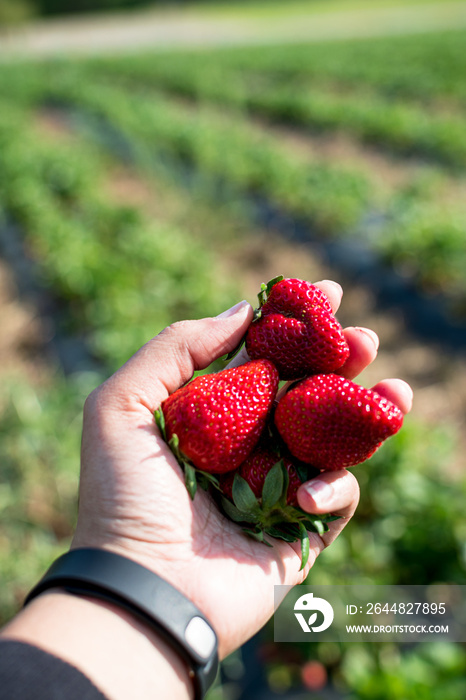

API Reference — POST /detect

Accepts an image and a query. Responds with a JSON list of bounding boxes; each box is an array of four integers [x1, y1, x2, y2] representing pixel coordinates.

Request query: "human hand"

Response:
[[73, 280, 413, 659]]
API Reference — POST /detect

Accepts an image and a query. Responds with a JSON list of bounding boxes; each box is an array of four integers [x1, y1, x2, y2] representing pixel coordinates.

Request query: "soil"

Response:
[[0, 260, 51, 391]]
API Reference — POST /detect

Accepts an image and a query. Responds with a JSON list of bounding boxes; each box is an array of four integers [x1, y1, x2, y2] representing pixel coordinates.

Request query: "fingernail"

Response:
[[216, 300, 250, 319], [354, 327, 379, 351], [317, 280, 343, 294], [303, 479, 334, 507]]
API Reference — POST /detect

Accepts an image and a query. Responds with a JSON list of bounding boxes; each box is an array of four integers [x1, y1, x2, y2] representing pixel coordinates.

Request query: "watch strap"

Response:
[[24, 548, 219, 699]]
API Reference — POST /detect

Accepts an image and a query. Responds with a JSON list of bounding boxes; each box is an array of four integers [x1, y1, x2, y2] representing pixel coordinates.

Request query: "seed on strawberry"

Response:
[[156, 359, 279, 477], [245, 277, 350, 380], [275, 374, 403, 470]]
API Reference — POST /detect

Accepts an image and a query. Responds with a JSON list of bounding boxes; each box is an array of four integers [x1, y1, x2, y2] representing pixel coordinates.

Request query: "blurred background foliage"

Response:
[[1, 0, 466, 698], [0, 0, 151, 26]]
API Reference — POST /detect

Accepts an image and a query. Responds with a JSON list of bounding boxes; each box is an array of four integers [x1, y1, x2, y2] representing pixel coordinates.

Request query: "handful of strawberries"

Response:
[[155, 277, 403, 568]]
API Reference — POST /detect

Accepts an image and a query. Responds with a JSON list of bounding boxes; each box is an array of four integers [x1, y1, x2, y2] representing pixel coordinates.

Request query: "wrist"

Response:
[[2, 589, 194, 700], [21, 548, 219, 698]]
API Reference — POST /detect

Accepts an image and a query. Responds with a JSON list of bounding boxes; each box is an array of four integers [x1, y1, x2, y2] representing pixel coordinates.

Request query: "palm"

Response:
[[73, 287, 413, 658], [76, 400, 317, 657]]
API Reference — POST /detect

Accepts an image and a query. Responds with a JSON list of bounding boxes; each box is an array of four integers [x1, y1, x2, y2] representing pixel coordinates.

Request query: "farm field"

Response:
[[1, 23, 466, 699]]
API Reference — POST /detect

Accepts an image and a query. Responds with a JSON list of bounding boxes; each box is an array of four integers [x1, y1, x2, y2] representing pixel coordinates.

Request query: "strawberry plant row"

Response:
[[2, 62, 466, 317], [160, 28, 466, 106], [87, 55, 466, 170], [0, 105, 233, 371], [44, 74, 370, 236], [61, 57, 466, 315], [51, 75, 466, 323]]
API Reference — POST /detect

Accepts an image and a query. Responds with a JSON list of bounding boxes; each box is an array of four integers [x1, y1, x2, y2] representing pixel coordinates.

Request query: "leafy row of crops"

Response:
[[2, 58, 465, 313], [88, 53, 466, 170], [79, 38, 466, 314], [0, 104, 236, 371], [181, 29, 466, 105]]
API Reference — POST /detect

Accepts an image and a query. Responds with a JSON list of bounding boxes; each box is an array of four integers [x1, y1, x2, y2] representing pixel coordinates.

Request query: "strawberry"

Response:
[[218, 442, 337, 569], [244, 276, 350, 380], [154, 359, 279, 495], [275, 374, 404, 470], [220, 445, 303, 506]]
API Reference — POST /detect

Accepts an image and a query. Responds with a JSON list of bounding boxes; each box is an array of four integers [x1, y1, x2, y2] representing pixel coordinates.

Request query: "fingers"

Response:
[[297, 469, 359, 519], [372, 378, 413, 415], [337, 326, 379, 379], [297, 469, 360, 549], [102, 301, 254, 409], [314, 279, 343, 313]]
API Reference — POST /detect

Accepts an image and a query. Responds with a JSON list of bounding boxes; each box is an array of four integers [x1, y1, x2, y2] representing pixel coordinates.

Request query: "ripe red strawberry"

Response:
[[217, 442, 337, 569], [220, 445, 302, 506], [275, 374, 403, 470], [245, 277, 349, 380], [155, 359, 279, 477]]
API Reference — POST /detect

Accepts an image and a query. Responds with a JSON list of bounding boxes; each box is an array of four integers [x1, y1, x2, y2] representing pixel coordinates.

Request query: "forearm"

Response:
[[1, 591, 193, 700]]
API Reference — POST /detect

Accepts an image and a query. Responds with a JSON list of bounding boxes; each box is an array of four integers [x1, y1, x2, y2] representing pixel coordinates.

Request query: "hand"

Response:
[[73, 280, 413, 659]]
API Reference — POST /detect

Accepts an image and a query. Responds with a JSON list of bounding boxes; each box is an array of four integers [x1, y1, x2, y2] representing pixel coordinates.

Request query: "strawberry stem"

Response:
[[257, 275, 284, 307]]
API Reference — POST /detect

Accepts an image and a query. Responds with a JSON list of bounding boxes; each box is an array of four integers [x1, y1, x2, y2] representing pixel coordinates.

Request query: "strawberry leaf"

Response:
[[221, 497, 251, 524], [265, 526, 297, 543], [223, 329, 247, 361], [261, 460, 285, 511], [305, 516, 327, 536], [242, 527, 273, 547], [276, 521, 301, 538], [299, 522, 310, 570], [293, 461, 321, 485], [196, 471, 221, 490], [244, 527, 264, 542], [154, 407, 166, 440], [232, 474, 261, 518], [323, 514, 342, 523], [168, 433, 181, 460], [258, 275, 284, 307], [184, 463, 197, 500], [278, 463, 290, 508]]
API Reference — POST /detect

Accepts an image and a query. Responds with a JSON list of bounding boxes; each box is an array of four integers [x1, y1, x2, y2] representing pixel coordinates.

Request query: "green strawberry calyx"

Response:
[[154, 406, 220, 499], [256, 274, 284, 309], [223, 275, 284, 361], [219, 460, 339, 570]]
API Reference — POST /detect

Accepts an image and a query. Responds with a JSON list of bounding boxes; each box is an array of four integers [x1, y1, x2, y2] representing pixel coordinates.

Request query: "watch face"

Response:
[[185, 616, 217, 661]]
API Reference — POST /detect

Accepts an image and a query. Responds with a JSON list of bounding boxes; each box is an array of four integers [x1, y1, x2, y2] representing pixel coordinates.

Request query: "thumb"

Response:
[[103, 300, 253, 409]]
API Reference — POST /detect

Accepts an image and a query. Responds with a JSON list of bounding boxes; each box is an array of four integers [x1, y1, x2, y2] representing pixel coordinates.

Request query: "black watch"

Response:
[[24, 548, 219, 699]]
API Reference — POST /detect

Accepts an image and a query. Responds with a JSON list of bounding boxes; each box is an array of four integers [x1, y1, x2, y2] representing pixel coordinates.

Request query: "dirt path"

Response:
[[1, 1, 466, 59]]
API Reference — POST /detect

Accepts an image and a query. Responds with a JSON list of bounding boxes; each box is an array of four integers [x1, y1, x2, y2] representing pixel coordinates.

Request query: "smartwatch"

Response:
[[24, 548, 219, 699]]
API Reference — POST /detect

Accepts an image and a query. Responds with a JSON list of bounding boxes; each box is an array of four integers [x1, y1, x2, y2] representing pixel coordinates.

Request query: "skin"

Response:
[[1, 280, 413, 700]]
